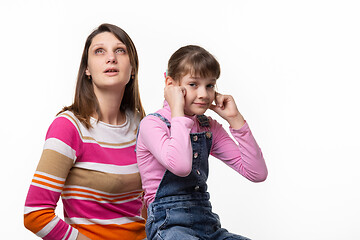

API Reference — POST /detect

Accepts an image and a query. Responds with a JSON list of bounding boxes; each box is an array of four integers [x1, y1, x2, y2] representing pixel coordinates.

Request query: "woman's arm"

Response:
[[24, 116, 81, 239], [77, 232, 92, 240]]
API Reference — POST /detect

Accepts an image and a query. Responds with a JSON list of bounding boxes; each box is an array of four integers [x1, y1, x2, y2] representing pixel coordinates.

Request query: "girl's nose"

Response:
[[198, 87, 208, 98]]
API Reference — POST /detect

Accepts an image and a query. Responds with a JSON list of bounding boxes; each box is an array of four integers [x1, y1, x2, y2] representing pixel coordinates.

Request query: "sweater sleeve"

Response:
[[210, 119, 268, 182], [24, 116, 80, 240], [138, 115, 194, 177]]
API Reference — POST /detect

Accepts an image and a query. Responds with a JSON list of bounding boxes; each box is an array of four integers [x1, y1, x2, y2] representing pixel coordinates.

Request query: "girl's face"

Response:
[[176, 73, 216, 116], [86, 32, 132, 91]]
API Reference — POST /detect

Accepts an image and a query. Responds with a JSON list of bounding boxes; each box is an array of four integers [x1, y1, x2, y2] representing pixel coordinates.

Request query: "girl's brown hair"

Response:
[[59, 23, 145, 128], [167, 45, 221, 81]]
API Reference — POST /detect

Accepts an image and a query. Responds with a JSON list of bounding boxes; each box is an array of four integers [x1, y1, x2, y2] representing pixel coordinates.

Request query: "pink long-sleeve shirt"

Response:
[[136, 101, 267, 207]]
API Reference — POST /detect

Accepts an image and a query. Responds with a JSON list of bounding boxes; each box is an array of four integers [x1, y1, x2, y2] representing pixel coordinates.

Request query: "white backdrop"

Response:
[[1, 0, 359, 239]]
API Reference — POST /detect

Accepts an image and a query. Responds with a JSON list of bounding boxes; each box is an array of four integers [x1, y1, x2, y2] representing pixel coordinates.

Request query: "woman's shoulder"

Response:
[[45, 110, 83, 142], [52, 110, 83, 131]]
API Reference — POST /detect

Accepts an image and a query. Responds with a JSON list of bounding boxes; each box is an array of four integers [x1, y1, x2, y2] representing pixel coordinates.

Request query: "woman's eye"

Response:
[[95, 48, 104, 54], [116, 48, 126, 54]]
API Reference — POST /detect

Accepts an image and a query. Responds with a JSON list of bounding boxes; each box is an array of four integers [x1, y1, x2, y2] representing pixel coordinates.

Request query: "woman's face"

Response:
[[86, 32, 132, 91]]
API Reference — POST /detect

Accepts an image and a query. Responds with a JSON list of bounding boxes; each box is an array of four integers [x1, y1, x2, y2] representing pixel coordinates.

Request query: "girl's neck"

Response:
[[92, 87, 126, 125]]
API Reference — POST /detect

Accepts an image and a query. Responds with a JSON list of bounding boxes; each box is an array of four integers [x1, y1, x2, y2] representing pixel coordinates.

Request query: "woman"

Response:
[[24, 23, 146, 240]]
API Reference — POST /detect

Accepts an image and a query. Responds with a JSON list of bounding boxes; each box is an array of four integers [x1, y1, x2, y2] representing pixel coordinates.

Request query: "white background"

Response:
[[1, 0, 359, 239]]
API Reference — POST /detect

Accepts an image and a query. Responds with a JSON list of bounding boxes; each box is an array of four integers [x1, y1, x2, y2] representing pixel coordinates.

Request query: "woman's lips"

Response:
[[104, 68, 119, 76]]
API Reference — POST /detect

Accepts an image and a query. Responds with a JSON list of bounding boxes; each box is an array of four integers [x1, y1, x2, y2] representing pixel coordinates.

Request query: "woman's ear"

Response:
[[85, 67, 90, 77]]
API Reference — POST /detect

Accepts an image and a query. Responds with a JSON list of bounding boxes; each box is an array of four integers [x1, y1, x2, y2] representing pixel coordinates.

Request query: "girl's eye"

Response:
[[116, 48, 126, 54], [189, 83, 197, 87], [207, 84, 215, 89], [95, 48, 105, 54]]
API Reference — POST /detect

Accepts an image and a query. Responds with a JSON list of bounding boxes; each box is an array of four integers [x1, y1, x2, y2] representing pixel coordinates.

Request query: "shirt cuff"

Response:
[[229, 120, 249, 133]]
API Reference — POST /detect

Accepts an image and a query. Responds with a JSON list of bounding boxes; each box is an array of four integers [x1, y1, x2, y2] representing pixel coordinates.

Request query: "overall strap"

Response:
[[148, 113, 171, 128], [135, 113, 171, 152], [196, 115, 210, 127]]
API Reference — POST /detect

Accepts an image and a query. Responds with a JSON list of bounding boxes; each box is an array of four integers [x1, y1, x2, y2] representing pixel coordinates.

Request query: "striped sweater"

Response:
[[24, 111, 146, 240]]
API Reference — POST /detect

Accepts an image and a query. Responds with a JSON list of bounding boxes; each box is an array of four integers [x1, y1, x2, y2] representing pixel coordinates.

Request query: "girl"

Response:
[[136, 45, 268, 239], [24, 24, 146, 240]]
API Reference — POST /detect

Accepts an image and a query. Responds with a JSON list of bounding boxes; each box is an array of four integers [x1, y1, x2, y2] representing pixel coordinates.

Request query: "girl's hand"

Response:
[[209, 92, 245, 129], [164, 85, 186, 117]]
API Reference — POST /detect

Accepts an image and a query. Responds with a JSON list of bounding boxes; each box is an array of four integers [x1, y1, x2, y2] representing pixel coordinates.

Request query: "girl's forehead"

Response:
[[182, 73, 217, 82]]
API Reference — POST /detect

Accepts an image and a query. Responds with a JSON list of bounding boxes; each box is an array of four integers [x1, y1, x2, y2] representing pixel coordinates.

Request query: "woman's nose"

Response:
[[107, 53, 117, 64]]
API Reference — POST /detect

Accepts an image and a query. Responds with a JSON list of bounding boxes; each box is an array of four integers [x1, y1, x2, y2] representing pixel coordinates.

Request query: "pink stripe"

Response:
[[25, 185, 61, 208], [43, 218, 69, 240], [64, 227, 72, 240], [78, 144, 137, 165], [45, 117, 82, 151], [46, 116, 137, 166], [62, 198, 142, 219]]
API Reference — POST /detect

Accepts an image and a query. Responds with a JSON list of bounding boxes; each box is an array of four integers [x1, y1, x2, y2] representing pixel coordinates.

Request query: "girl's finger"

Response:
[[180, 86, 187, 96], [216, 93, 225, 108]]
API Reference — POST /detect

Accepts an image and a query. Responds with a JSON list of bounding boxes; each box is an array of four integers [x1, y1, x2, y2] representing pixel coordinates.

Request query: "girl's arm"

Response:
[[210, 93, 245, 130], [210, 93, 267, 182], [137, 114, 194, 177], [211, 120, 267, 182], [24, 116, 81, 240]]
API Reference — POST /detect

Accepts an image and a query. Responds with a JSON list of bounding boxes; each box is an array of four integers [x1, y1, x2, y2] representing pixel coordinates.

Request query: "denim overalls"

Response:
[[145, 113, 250, 240]]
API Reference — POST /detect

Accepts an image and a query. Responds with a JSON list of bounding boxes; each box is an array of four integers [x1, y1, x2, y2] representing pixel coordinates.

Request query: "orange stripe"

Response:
[[34, 173, 65, 185], [73, 220, 146, 240], [24, 209, 55, 233], [63, 187, 142, 198], [61, 192, 139, 203], [32, 179, 63, 190]]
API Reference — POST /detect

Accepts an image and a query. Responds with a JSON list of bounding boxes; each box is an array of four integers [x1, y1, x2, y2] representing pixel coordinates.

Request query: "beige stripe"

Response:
[[36, 149, 74, 179], [65, 167, 142, 194], [62, 113, 136, 147]]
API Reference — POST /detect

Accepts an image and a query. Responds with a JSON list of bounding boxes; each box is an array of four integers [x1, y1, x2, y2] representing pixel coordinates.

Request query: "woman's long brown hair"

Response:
[[59, 23, 145, 128]]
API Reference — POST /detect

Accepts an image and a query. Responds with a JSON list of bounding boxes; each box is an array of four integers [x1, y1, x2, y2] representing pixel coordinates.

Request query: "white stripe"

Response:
[[33, 176, 64, 187], [63, 185, 141, 196], [61, 226, 79, 240], [31, 182, 62, 192], [81, 138, 135, 149], [60, 111, 137, 149], [61, 189, 141, 201], [61, 195, 140, 204], [61, 226, 71, 240], [44, 138, 76, 161], [74, 162, 139, 174], [65, 216, 144, 226], [62, 186, 141, 200], [36, 216, 61, 238], [24, 206, 49, 215], [35, 171, 66, 181], [67, 228, 79, 240]]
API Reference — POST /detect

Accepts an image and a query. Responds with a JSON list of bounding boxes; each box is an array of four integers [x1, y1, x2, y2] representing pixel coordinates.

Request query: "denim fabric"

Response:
[[145, 114, 251, 240]]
